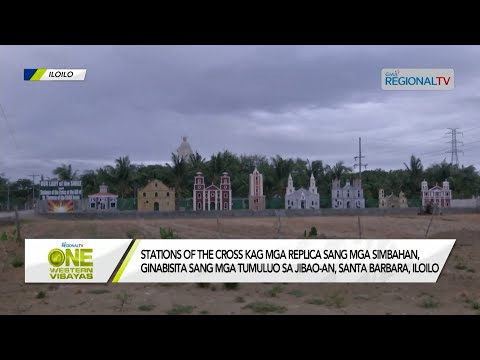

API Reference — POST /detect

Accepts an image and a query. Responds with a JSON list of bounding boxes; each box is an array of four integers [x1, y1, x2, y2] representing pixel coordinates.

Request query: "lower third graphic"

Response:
[[24, 68, 87, 81]]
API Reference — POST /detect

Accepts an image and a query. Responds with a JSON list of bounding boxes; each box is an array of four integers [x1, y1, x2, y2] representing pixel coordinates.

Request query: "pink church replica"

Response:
[[193, 172, 232, 211]]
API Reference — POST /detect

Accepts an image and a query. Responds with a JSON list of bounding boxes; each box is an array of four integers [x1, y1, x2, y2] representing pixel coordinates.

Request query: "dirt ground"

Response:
[[1, 214, 479, 315]]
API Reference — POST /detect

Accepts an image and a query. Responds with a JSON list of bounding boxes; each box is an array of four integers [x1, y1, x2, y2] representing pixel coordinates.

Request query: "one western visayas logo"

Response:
[[48, 242, 93, 280]]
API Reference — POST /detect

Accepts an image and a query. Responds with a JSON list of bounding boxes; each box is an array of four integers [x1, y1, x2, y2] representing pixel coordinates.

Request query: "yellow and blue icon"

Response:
[[24, 68, 87, 81]]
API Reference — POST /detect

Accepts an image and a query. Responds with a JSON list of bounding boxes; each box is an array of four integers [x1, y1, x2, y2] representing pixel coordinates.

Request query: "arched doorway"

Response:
[[154, 202, 159, 211], [210, 201, 216, 210]]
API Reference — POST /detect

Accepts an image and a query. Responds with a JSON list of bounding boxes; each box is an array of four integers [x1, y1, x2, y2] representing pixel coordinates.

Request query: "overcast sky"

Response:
[[1, 45, 480, 181]]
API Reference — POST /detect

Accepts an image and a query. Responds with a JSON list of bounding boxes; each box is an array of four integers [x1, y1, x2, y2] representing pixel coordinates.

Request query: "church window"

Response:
[[155, 183, 157, 187], [312, 201, 314, 206], [155, 192, 158, 197], [347, 191, 350, 198], [358, 191, 360, 197], [90, 203, 95, 208], [337, 191, 339, 198], [224, 202, 228, 209], [143, 192, 146, 197], [197, 193, 201, 199], [211, 193, 214, 197], [198, 202, 201, 209], [224, 193, 228, 198], [167, 192, 170, 197]]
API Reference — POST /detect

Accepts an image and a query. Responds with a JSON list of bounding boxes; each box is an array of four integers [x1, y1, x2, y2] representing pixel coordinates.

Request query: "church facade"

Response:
[[88, 184, 118, 211], [137, 180, 175, 211], [378, 189, 408, 208], [421, 179, 452, 208], [331, 178, 365, 209], [249, 167, 265, 210], [193, 172, 232, 211], [285, 173, 320, 209]]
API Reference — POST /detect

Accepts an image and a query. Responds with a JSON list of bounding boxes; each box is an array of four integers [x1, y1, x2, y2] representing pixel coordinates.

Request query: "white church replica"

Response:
[[285, 173, 320, 209], [331, 178, 365, 209], [88, 184, 118, 211]]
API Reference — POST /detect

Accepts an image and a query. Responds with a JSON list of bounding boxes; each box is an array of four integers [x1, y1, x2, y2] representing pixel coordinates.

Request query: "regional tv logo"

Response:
[[381, 68, 454, 90], [48, 242, 93, 280]]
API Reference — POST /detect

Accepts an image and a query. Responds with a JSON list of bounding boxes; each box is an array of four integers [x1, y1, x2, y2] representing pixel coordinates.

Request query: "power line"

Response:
[[354, 137, 367, 181], [463, 125, 480, 133], [446, 128, 463, 166], [0, 102, 18, 151]]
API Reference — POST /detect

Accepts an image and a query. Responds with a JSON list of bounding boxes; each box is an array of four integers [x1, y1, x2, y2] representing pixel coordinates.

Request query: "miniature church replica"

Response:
[[378, 189, 408, 208], [421, 179, 451, 208], [331, 178, 365, 209], [249, 167, 265, 210], [176, 136, 193, 162], [137, 180, 175, 212], [285, 173, 320, 209], [88, 184, 118, 211], [193, 172, 232, 211]]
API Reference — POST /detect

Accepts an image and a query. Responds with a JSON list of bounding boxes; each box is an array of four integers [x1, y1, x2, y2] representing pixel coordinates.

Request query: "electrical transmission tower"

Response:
[[446, 128, 463, 166], [354, 137, 368, 181]]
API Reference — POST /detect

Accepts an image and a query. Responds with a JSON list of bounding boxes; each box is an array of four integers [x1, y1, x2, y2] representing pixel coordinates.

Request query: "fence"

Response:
[[0, 201, 30, 212], [118, 198, 136, 211], [31, 195, 462, 215]]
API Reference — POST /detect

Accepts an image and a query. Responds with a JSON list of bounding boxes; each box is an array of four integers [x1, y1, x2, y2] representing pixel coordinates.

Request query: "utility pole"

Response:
[[29, 173, 40, 209], [7, 179, 10, 211], [354, 137, 368, 181], [446, 128, 463, 166]]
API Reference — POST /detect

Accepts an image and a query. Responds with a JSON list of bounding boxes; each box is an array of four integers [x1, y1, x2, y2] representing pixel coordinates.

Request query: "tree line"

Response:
[[1, 152, 479, 210]]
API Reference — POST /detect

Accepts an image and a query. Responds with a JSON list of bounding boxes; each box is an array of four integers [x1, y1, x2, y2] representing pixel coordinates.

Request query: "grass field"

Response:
[[1, 214, 479, 315]]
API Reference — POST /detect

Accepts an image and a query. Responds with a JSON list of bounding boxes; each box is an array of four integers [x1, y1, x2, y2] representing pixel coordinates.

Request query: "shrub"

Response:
[[160, 227, 179, 239], [224, 283, 239, 290], [12, 256, 24, 268]]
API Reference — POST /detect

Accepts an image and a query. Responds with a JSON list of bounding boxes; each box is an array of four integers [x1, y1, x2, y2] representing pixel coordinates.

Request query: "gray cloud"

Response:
[[1, 45, 480, 180]]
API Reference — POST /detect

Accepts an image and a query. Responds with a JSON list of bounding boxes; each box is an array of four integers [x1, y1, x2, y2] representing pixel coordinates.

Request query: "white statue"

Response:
[[177, 136, 193, 162]]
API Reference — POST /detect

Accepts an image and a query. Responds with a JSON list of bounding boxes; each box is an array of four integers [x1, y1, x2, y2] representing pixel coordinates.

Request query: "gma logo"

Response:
[[48, 248, 93, 267]]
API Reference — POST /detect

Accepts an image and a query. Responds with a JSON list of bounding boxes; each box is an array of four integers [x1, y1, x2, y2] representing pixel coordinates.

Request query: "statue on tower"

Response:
[[176, 136, 193, 162]]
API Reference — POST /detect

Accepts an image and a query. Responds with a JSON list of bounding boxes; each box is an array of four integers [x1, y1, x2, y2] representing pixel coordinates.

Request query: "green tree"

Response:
[[404, 155, 424, 197], [111, 156, 134, 198], [327, 161, 353, 181], [52, 164, 78, 181], [167, 153, 188, 209], [271, 155, 294, 198]]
